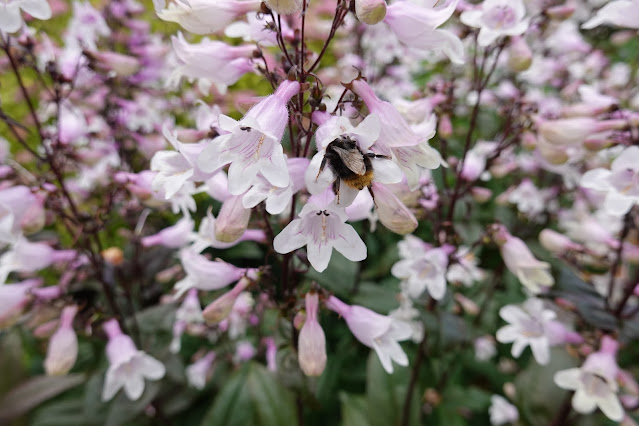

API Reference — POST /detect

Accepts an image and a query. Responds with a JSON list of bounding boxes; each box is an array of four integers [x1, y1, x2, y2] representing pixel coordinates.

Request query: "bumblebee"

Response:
[[316, 136, 389, 204]]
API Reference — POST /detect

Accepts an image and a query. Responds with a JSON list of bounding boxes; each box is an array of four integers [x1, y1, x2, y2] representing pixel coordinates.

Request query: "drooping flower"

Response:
[[0, 237, 76, 285], [326, 296, 411, 374], [0, 0, 52, 33], [273, 191, 366, 272], [371, 182, 418, 235], [582, 0, 639, 30], [155, 0, 259, 35], [264, 0, 303, 15], [0, 279, 42, 329], [173, 249, 256, 297], [384, 0, 465, 64], [493, 225, 554, 294], [298, 292, 327, 376], [580, 146, 639, 216], [350, 80, 446, 190], [44, 305, 78, 376], [202, 277, 251, 324], [168, 32, 255, 94], [102, 319, 165, 401], [554, 336, 624, 422], [197, 80, 300, 195], [186, 351, 216, 390], [141, 216, 194, 249], [496, 298, 556, 365]]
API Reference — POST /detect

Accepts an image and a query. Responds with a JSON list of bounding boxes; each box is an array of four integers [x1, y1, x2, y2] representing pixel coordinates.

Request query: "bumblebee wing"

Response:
[[332, 146, 366, 175]]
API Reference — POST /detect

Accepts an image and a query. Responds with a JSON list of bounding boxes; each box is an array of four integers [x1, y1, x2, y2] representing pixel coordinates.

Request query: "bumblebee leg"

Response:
[[369, 185, 377, 208], [315, 157, 328, 182], [334, 177, 341, 204], [365, 153, 392, 160]]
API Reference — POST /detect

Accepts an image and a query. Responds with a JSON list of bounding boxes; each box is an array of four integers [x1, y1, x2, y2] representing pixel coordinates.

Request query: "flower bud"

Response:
[[102, 247, 124, 266], [215, 195, 251, 243], [141, 217, 194, 248], [355, 0, 387, 25], [90, 51, 141, 77], [371, 182, 418, 235], [202, 277, 250, 324], [44, 305, 78, 376], [0, 279, 42, 329], [507, 37, 532, 72], [264, 0, 303, 15], [438, 114, 453, 138], [298, 293, 327, 376], [186, 351, 216, 389], [470, 187, 492, 203], [539, 229, 582, 254]]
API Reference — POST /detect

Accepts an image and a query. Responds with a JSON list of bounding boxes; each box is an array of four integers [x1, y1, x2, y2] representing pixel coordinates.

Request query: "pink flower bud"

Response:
[[355, 0, 387, 25], [546, 320, 583, 346], [539, 229, 582, 253], [453, 293, 479, 316], [539, 118, 627, 146], [90, 51, 141, 77], [507, 36, 532, 72], [298, 293, 327, 376], [141, 217, 194, 248], [45, 305, 78, 376], [215, 195, 251, 243], [470, 187, 492, 203], [202, 277, 250, 324], [438, 114, 453, 138], [371, 182, 418, 235], [264, 337, 278, 372]]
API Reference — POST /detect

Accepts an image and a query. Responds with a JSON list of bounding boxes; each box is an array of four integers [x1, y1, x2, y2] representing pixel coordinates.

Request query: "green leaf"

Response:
[[0, 374, 85, 422], [306, 252, 358, 297], [514, 347, 578, 426], [340, 393, 370, 426], [201, 363, 297, 426], [352, 282, 400, 313], [366, 352, 419, 426]]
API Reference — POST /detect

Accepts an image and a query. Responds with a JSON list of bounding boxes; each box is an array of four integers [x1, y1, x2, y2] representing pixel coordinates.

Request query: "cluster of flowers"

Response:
[[1, 0, 639, 424]]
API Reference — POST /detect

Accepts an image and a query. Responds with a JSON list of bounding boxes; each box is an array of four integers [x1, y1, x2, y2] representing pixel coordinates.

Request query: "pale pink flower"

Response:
[[235, 341, 256, 362], [582, 0, 639, 30], [173, 249, 255, 297], [189, 208, 266, 253], [141, 216, 194, 249], [370, 182, 418, 235], [197, 80, 300, 195], [554, 336, 624, 422], [384, 0, 465, 64], [496, 298, 556, 365], [264, 0, 302, 15], [168, 32, 255, 94], [186, 351, 216, 390], [355, 0, 387, 25], [273, 192, 366, 272], [202, 277, 251, 324], [489, 395, 519, 425], [0, 0, 52, 33], [581, 146, 639, 216], [351, 80, 446, 190], [460, 0, 529, 47], [243, 157, 309, 215], [392, 244, 449, 299], [298, 293, 327, 376], [0, 237, 75, 285], [102, 320, 165, 401], [494, 226, 554, 294], [326, 296, 411, 374], [155, 0, 259, 35], [215, 195, 251, 243], [44, 305, 78, 376], [0, 279, 42, 328]]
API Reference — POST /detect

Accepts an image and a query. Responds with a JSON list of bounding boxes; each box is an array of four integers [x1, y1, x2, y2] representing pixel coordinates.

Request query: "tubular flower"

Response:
[[297, 292, 327, 376]]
